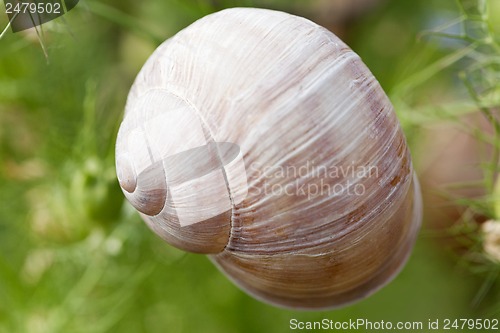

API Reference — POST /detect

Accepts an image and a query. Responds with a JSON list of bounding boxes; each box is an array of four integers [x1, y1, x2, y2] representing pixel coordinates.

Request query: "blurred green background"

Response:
[[1, 0, 499, 332]]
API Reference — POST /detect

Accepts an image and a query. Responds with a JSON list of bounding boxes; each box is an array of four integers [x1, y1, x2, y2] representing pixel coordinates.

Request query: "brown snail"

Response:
[[115, 7, 422, 310]]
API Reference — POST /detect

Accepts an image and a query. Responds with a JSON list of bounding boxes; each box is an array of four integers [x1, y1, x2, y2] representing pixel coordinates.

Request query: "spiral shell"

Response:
[[115, 7, 422, 309]]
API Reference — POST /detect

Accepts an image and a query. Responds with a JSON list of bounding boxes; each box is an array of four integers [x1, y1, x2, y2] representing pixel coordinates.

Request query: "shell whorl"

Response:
[[116, 7, 422, 309]]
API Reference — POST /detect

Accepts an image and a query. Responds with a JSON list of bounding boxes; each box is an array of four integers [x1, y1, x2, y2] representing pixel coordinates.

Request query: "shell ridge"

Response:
[[149, 88, 235, 252]]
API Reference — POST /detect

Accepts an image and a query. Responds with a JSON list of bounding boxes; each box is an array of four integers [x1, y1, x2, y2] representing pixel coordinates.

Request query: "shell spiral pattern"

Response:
[[115, 7, 422, 309]]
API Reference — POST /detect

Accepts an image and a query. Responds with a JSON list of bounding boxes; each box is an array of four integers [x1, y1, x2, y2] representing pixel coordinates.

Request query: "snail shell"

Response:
[[115, 7, 422, 310]]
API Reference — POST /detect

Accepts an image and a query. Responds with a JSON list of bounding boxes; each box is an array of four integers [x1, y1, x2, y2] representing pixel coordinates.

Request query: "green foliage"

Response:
[[0, 0, 499, 332]]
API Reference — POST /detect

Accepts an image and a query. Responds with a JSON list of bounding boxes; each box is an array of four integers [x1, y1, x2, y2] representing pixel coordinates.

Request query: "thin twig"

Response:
[[0, 12, 19, 40]]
